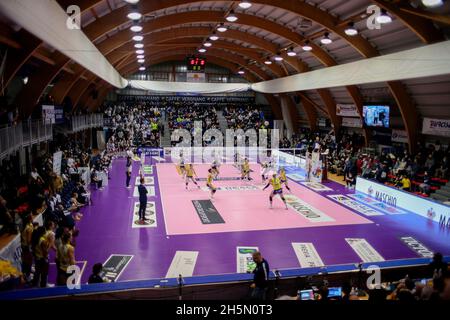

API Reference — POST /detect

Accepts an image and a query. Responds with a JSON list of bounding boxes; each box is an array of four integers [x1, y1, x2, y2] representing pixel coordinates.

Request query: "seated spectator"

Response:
[[88, 263, 108, 284], [398, 175, 411, 192]]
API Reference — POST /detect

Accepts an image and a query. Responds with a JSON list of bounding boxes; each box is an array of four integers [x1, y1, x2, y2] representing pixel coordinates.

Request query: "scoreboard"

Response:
[[187, 57, 206, 72]]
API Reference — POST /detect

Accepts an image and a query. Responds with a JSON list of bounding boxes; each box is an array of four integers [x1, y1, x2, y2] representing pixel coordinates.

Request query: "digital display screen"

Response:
[[298, 289, 315, 300], [363, 105, 390, 128], [187, 57, 206, 72], [328, 287, 342, 298]]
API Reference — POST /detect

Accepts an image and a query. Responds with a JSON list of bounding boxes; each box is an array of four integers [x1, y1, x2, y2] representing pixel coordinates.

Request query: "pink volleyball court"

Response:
[[157, 163, 372, 236]]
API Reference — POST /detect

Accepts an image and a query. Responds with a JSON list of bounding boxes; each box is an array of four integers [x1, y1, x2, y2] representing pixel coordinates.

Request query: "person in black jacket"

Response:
[[125, 156, 132, 188], [250, 251, 270, 300], [138, 178, 148, 223]]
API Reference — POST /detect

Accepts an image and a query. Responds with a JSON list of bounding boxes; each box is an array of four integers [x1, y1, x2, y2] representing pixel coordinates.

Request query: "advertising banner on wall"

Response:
[[342, 117, 363, 128], [422, 117, 450, 137], [336, 104, 359, 117], [356, 177, 450, 225], [0, 235, 22, 272], [310, 151, 323, 183], [42, 105, 55, 124], [391, 129, 409, 143], [186, 72, 206, 83]]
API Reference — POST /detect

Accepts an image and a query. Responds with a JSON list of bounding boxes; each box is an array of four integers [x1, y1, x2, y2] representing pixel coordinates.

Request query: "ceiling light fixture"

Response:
[[127, 11, 142, 20], [198, 48, 207, 53], [264, 59, 272, 65], [124, 0, 139, 4], [134, 43, 144, 48], [137, 55, 144, 59], [239, 1, 252, 9], [345, 22, 358, 36], [376, 9, 392, 24], [422, 0, 444, 8], [132, 35, 143, 41], [274, 53, 284, 61], [321, 32, 332, 45], [139, 67, 145, 71], [210, 33, 219, 41], [136, 49, 144, 54], [238, 69, 245, 75], [130, 24, 143, 32], [204, 42, 212, 47], [137, 59, 145, 63], [226, 10, 238, 22], [302, 41, 312, 51], [287, 47, 297, 57], [217, 24, 228, 32]]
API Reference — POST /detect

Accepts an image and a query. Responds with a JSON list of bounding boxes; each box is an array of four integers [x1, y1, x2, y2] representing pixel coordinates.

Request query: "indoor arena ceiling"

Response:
[[0, 0, 449, 150]]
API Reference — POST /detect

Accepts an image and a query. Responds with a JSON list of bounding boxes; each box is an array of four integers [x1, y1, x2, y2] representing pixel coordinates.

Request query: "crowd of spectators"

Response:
[[223, 105, 267, 131], [0, 137, 113, 288], [103, 102, 163, 150]]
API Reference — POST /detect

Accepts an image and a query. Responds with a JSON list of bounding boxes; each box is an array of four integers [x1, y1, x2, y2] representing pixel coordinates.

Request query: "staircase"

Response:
[[216, 110, 229, 133], [160, 116, 172, 147], [431, 182, 450, 203]]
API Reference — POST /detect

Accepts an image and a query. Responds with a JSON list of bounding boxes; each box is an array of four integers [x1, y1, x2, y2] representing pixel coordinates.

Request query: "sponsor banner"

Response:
[[287, 173, 305, 181], [284, 194, 335, 222], [54, 105, 64, 124], [236, 247, 259, 273], [292, 243, 325, 268], [301, 182, 332, 192], [391, 129, 408, 143], [342, 117, 363, 128], [356, 177, 450, 224], [310, 152, 323, 183], [118, 95, 255, 104], [328, 195, 383, 216], [347, 193, 408, 215], [201, 185, 261, 192], [0, 234, 22, 272], [192, 200, 225, 224], [345, 238, 385, 263], [132, 202, 157, 228], [399, 237, 434, 258], [101, 254, 133, 282], [336, 104, 359, 117], [197, 176, 242, 182], [135, 176, 154, 186], [137, 147, 163, 157], [422, 117, 450, 137], [52, 151, 62, 176], [166, 251, 199, 278], [42, 105, 55, 124], [142, 166, 153, 174], [133, 185, 155, 197], [153, 156, 166, 162]]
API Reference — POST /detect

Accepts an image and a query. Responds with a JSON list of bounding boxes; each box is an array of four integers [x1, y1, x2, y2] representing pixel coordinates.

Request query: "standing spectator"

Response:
[[138, 178, 148, 223], [56, 232, 75, 286], [32, 226, 53, 287], [126, 156, 132, 188], [428, 253, 448, 278], [250, 251, 270, 300]]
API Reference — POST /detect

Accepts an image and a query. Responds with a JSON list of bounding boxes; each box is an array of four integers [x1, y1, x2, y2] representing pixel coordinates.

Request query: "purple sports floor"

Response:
[[50, 157, 450, 283]]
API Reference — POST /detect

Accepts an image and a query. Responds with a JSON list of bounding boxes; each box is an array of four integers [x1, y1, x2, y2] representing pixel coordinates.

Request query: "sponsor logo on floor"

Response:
[[192, 200, 225, 224], [135, 176, 154, 186], [345, 238, 385, 262], [142, 165, 153, 174], [399, 236, 434, 258], [292, 243, 325, 268], [133, 185, 155, 197], [200, 185, 261, 192], [300, 182, 333, 192], [286, 173, 305, 181], [348, 193, 409, 215], [132, 202, 157, 228], [166, 251, 199, 278], [101, 254, 134, 282], [284, 194, 335, 222], [236, 247, 259, 273], [327, 195, 383, 216]]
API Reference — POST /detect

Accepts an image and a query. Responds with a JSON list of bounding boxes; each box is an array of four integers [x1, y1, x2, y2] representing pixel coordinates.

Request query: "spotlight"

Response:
[[238, 1, 252, 9], [23, 77, 29, 85]]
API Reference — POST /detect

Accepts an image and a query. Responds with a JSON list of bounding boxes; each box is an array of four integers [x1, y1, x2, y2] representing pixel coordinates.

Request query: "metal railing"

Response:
[[0, 120, 53, 160], [70, 114, 104, 132]]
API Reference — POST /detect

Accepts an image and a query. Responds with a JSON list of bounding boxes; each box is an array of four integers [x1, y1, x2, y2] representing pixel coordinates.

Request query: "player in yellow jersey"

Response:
[[263, 173, 288, 209], [211, 159, 220, 179], [279, 167, 291, 192], [177, 157, 186, 179], [206, 168, 217, 199], [185, 163, 200, 190], [241, 158, 252, 180]]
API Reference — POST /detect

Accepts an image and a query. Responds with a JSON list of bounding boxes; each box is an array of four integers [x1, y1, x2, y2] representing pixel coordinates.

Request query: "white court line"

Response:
[[156, 164, 170, 237]]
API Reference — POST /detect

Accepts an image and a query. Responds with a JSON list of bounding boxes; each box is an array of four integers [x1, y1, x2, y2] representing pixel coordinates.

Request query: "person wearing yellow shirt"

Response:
[[185, 163, 200, 190], [241, 158, 252, 181], [263, 173, 288, 209], [278, 167, 291, 192], [206, 169, 218, 199], [400, 175, 411, 192]]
